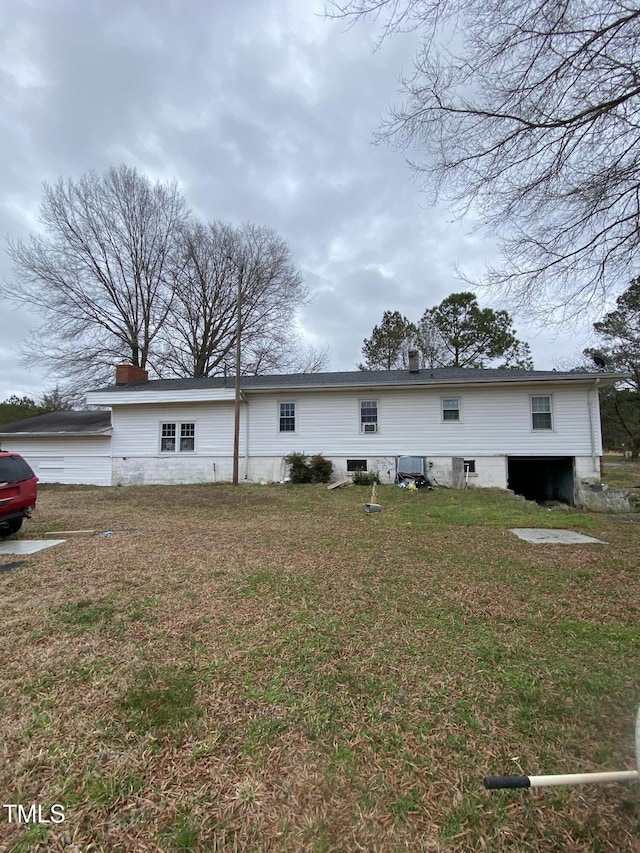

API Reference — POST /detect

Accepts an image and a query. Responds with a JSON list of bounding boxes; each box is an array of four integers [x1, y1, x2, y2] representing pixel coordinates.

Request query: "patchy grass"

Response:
[[52, 598, 117, 628], [120, 666, 201, 735], [1, 482, 639, 851]]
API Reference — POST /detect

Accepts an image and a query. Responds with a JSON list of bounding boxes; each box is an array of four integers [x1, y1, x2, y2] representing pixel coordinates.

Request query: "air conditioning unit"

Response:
[[396, 456, 426, 476], [363, 423, 377, 433]]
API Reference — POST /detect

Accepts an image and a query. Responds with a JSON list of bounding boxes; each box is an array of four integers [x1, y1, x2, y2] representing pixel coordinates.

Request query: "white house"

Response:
[[79, 361, 619, 504]]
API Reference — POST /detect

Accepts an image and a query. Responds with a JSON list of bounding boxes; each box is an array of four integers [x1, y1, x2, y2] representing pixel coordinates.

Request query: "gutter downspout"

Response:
[[589, 378, 600, 476], [242, 392, 249, 480]]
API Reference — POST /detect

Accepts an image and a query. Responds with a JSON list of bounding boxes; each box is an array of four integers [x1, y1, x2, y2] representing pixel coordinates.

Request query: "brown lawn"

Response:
[[0, 481, 639, 852]]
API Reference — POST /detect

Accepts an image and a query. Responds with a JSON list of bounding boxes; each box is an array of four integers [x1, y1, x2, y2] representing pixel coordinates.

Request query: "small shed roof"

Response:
[[0, 410, 111, 436]]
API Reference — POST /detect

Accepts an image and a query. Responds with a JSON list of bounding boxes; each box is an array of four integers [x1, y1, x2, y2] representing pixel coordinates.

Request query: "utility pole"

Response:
[[232, 261, 243, 485]]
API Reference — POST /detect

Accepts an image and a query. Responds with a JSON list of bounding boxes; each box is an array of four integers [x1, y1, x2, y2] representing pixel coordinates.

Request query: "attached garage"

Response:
[[0, 411, 112, 486], [507, 456, 575, 504]]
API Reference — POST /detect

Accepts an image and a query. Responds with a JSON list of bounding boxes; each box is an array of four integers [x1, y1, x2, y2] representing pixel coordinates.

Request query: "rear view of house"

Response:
[[80, 362, 617, 505]]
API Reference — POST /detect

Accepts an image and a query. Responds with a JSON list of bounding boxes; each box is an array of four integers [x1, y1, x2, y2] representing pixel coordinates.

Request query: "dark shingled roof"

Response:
[[0, 410, 111, 435], [94, 366, 622, 393]]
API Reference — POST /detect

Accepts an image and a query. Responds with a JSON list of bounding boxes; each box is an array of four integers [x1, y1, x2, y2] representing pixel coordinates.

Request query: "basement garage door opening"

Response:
[[507, 457, 575, 505]]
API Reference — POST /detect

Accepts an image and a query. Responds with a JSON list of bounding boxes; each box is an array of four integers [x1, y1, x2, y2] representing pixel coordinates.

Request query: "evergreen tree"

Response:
[[584, 277, 640, 457], [0, 395, 41, 424], [40, 386, 73, 412], [359, 311, 418, 370], [418, 292, 532, 368]]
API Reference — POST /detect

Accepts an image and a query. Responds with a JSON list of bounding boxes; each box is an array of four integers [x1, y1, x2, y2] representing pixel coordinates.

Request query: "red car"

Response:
[[0, 451, 38, 537]]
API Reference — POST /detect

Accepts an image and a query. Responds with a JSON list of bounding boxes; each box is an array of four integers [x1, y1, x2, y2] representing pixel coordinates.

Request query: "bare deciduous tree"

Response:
[[3, 164, 187, 389], [157, 220, 240, 378], [328, 0, 640, 317], [233, 222, 312, 375], [247, 337, 330, 375], [158, 220, 313, 377], [4, 165, 322, 388]]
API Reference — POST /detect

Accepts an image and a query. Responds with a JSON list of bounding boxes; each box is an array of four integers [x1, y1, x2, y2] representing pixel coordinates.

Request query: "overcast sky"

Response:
[[0, 0, 597, 402]]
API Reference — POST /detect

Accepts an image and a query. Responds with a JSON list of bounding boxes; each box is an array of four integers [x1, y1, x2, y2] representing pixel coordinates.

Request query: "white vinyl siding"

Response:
[[244, 385, 596, 458], [0, 437, 112, 485], [112, 404, 235, 457]]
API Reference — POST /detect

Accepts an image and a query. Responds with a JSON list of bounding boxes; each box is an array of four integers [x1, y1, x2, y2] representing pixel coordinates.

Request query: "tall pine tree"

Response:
[[359, 311, 418, 370]]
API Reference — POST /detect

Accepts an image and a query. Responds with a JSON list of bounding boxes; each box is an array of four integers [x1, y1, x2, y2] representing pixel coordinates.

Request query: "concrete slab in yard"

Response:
[[510, 528, 607, 545], [0, 539, 66, 555]]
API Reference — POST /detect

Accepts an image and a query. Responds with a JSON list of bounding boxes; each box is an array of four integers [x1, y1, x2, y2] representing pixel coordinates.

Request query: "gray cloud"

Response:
[[0, 0, 594, 400]]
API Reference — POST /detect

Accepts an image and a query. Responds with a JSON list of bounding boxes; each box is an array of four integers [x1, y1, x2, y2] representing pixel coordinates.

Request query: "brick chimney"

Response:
[[408, 350, 420, 373], [115, 364, 149, 385]]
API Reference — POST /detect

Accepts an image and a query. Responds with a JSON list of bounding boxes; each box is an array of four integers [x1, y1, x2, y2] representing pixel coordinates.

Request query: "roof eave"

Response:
[[0, 429, 112, 437], [235, 372, 628, 393], [85, 371, 627, 402]]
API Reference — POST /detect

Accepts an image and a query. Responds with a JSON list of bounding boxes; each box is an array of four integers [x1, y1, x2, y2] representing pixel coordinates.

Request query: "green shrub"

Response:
[[309, 454, 334, 483], [352, 469, 381, 486], [284, 452, 313, 483], [284, 452, 333, 484]]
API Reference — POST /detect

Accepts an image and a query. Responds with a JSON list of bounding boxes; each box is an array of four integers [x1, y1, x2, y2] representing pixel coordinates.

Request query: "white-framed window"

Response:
[[531, 395, 552, 430], [160, 421, 196, 453], [360, 400, 378, 433], [160, 422, 176, 452], [442, 397, 460, 422], [279, 402, 296, 433], [180, 422, 195, 452]]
